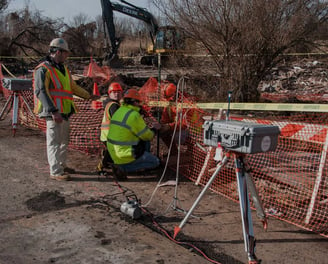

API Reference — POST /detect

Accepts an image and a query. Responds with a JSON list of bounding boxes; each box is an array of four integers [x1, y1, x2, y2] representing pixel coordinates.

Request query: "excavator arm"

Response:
[[100, 0, 159, 62]]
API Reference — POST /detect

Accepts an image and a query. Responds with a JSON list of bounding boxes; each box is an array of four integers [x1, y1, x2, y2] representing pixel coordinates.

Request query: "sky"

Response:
[[7, 0, 153, 23]]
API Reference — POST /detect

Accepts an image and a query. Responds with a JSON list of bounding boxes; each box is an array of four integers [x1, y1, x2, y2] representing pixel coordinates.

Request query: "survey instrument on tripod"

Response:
[[0, 78, 35, 135], [173, 93, 280, 263]]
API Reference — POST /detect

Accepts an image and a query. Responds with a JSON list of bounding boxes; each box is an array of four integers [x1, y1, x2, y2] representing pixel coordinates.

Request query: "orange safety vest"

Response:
[[33, 61, 76, 115], [100, 101, 119, 142]]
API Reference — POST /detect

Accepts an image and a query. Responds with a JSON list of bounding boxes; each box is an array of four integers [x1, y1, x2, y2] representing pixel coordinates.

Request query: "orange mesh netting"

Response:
[[1, 67, 327, 238], [83, 58, 116, 85], [188, 114, 328, 237]]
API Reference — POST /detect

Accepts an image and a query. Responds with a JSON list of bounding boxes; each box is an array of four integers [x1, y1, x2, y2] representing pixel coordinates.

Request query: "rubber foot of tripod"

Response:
[[262, 219, 268, 231], [248, 258, 261, 264], [173, 226, 181, 239]]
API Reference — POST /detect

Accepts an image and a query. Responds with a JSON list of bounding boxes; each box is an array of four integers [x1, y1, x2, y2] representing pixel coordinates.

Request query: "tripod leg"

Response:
[[243, 159, 267, 229], [173, 154, 229, 238], [234, 154, 260, 264], [20, 93, 36, 119], [0, 94, 13, 120], [12, 92, 19, 134]]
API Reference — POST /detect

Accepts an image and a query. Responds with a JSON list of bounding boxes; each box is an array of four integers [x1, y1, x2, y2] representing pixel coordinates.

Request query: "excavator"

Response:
[[100, 0, 185, 66]]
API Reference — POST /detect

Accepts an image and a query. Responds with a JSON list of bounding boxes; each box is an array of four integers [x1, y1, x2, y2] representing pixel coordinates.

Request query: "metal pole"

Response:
[[172, 77, 185, 209], [226, 91, 232, 121], [305, 130, 328, 224], [156, 52, 161, 157]]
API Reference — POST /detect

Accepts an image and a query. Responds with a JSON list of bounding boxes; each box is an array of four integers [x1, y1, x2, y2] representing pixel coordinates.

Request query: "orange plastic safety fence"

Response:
[[2, 88, 104, 155], [139, 78, 328, 237], [181, 113, 328, 238], [2, 75, 328, 238]]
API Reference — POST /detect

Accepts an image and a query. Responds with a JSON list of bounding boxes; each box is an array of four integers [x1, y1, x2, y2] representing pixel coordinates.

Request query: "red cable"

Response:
[[140, 207, 222, 264], [111, 179, 221, 263]]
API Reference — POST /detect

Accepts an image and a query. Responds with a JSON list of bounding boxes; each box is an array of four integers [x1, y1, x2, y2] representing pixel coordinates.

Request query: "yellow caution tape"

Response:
[[148, 101, 169, 107], [147, 101, 328, 112], [196, 103, 328, 112]]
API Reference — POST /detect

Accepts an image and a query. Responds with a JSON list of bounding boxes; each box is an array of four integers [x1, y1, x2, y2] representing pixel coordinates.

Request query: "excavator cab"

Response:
[[146, 26, 186, 66], [154, 26, 185, 53]]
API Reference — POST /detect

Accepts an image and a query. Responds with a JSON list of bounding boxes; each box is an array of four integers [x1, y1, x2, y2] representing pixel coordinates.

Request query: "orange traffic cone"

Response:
[[91, 82, 102, 110], [86, 56, 93, 77]]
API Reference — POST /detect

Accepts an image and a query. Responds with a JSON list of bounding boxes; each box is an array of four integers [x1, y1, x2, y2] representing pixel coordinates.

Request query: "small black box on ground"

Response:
[[203, 120, 280, 154]]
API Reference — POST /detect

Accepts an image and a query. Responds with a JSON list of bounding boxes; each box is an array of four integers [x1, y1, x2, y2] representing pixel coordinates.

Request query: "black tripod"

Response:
[[174, 149, 267, 264]]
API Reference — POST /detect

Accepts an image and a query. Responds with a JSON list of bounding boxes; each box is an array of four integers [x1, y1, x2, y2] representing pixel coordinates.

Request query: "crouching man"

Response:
[[107, 89, 161, 180]]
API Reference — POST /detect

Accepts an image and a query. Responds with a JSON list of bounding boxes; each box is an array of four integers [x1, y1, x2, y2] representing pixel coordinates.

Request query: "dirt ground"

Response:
[[0, 95, 327, 264]]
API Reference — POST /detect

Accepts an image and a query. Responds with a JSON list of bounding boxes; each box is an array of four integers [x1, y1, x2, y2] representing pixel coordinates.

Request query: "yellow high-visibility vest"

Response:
[[107, 103, 154, 164]]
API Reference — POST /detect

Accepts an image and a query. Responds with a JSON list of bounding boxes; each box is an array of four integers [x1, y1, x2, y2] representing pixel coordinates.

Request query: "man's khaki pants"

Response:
[[46, 119, 70, 176]]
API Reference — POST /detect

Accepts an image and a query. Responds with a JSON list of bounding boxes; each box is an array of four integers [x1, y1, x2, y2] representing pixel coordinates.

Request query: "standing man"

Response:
[[107, 88, 161, 180], [33, 38, 98, 181], [96, 82, 123, 176]]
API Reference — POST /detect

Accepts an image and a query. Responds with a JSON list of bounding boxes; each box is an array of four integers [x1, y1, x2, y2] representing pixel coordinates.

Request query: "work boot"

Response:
[[97, 170, 108, 177], [96, 162, 109, 177], [50, 173, 71, 181], [63, 167, 76, 174], [112, 165, 128, 181]]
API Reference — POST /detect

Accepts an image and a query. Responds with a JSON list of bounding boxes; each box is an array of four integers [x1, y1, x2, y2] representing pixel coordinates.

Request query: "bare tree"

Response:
[[153, 0, 328, 102], [62, 21, 97, 56], [69, 13, 91, 28], [0, 0, 9, 12], [2, 6, 63, 58]]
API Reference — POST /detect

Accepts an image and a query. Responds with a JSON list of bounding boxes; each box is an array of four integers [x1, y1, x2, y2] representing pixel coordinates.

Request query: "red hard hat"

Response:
[[164, 83, 177, 98], [124, 88, 142, 101], [108, 82, 123, 94]]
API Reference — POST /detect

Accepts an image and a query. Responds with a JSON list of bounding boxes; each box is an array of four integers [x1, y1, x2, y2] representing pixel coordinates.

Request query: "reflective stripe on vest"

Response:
[[107, 138, 139, 146], [136, 126, 149, 137], [45, 63, 73, 113], [107, 109, 140, 146]]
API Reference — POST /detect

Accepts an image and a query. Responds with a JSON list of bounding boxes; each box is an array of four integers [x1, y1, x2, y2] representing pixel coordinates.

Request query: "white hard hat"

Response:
[[49, 38, 69, 52]]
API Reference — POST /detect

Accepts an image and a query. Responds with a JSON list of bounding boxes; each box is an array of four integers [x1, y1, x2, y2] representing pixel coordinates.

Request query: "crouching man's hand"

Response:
[[149, 121, 161, 131], [159, 123, 170, 133]]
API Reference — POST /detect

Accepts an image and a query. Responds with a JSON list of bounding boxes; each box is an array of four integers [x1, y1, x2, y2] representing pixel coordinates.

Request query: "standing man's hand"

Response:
[[52, 112, 63, 123]]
